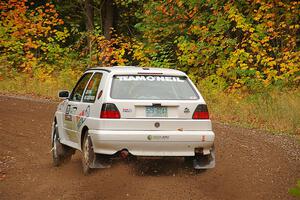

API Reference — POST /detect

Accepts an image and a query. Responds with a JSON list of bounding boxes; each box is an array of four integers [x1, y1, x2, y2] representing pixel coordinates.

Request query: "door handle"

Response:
[[72, 106, 77, 111]]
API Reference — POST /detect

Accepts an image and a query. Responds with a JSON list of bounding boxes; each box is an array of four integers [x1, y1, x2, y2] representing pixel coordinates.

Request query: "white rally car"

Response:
[[51, 66, 215, 174]]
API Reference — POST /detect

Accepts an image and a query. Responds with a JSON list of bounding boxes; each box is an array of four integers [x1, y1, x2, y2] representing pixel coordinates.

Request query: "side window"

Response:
[[69, 73, 92, 102], [83, 73, 103, 103]]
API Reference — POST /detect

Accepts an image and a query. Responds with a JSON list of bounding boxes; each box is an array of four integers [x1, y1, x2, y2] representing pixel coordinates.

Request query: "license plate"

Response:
[[145, 106, 168, 117]]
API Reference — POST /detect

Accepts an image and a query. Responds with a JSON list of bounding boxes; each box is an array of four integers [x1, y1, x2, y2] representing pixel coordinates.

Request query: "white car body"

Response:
[[52, 66, 215, 171]]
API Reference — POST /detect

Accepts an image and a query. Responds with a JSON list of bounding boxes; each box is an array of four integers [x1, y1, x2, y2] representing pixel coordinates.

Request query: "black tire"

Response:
[[52, 124, 75, 167], [52, 125, 63, 167], [82, 132, 95, 175]]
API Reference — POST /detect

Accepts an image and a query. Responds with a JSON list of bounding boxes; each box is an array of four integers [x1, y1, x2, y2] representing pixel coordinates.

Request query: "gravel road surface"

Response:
[[0, 95, 299, 200]]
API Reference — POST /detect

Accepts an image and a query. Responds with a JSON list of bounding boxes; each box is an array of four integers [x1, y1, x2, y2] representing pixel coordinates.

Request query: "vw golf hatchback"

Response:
[[51, 66, 215, 174]]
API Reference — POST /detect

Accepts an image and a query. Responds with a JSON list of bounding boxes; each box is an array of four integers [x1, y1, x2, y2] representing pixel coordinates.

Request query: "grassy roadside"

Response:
[[202, 88, 300, 135], [0, 70, 80, 99], [0, 73, 299, 136], [198, 77, 300, 135]]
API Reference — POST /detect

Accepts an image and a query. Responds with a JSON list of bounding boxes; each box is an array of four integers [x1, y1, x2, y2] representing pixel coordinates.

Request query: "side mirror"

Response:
[[58, 90, 69, 99]]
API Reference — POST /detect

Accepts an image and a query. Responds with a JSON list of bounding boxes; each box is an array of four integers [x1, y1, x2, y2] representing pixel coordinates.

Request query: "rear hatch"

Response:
[[101, 74, 211, 131]]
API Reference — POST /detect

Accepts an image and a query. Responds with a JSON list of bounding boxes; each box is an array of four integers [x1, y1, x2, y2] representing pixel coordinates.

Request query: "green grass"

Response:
[[289, 180, 300, 198], [1, 72, 299, 135]]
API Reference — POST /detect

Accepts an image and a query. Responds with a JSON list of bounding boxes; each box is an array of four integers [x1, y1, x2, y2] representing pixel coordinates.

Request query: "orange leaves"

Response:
[[266, 21, 274, 27], [92, 34, 134, 66], [58, 19, 64, 25], [0, 0, 67, 72]]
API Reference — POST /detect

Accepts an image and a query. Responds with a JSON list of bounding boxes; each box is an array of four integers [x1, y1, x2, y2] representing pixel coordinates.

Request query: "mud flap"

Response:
[[193, 148, 216, 169], [89, 154, 112, 169]]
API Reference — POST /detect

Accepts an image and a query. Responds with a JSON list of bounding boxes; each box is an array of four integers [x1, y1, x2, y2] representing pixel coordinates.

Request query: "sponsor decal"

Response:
[[147, 135, 170, 141], [184, 108, 190, 113], [147, 135, 152, 140], [122, 108, 132, 113], [64, 105, 72, 121], [76, 106, 90, 129], [117, 76, 184, 82]]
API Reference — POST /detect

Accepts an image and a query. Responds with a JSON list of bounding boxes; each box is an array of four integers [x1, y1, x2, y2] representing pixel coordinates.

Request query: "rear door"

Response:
[[74, 72, 103, 132]]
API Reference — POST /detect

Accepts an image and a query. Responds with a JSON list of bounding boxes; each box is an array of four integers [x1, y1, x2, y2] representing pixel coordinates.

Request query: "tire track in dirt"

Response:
[[0, 95, 299, 200]]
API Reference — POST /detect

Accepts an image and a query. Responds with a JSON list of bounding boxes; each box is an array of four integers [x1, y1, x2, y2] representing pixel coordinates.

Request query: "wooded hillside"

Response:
[[1, 0, 299, 89]]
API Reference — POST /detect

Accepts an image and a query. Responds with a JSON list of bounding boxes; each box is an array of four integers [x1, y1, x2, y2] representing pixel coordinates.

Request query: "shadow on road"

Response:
[[125, 157, 207, 177]]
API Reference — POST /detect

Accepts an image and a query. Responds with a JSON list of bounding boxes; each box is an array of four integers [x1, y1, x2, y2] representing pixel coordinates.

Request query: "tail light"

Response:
[[100, 103, 120, 119], [192, 104, 209, 119]]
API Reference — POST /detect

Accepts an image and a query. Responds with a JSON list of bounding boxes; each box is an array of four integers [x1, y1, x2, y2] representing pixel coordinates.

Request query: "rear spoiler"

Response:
[[85, 67, 111, 73]]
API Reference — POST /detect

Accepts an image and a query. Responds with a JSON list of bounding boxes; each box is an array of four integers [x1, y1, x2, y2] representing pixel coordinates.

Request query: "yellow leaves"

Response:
[[232, 82, 242, 89], [255, 71, 261, 79], [280, 63, 287, 72], [260, 36, 270, 44], [265, 13, 275, 19], [240, 63, 248, 70], [189, 25, 209, 36], [267, 61, 276, 67], [263, 79, 270, 86], [267, 27, 274, 32], [216, 67, 227, 77], [253, 11, 263, 21], [177, 1, 183, 7]]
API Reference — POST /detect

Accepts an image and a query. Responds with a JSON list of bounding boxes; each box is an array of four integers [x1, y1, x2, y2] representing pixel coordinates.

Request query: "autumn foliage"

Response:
[[0, 0, 299, 90], [0, 0, 69, 75], [135, 0, 300, 89]]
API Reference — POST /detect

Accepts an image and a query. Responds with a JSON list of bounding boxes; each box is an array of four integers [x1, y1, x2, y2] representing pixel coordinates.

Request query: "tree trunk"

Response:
[[84, 0, 94, 32], [83, 0, 94, 63], [102, 0, 113, 40]]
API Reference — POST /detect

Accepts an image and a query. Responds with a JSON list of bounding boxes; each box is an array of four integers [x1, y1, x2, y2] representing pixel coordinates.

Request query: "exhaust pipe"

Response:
[[120, 149, 129, 159]]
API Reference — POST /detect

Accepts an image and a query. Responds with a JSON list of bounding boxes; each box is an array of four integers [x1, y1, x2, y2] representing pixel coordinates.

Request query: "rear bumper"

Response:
[[88, 130, 215, 156]]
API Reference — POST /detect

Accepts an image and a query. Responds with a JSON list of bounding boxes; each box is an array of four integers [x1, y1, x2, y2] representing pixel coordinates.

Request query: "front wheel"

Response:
[[52, 124, 75, 167], [52, 125, 63, 166], [82, 132, 95, 175]]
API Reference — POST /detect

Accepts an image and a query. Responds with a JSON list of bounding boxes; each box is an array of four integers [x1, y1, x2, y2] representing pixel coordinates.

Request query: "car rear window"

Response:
[[111, 75, 199, 100]]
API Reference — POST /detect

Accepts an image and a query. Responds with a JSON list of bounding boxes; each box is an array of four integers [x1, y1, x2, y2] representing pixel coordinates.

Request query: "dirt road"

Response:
[[0, 95, 299, 200]]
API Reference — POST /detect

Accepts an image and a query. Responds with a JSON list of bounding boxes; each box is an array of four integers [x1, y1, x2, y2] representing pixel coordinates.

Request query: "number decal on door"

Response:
[[76, 106, 90, 129]]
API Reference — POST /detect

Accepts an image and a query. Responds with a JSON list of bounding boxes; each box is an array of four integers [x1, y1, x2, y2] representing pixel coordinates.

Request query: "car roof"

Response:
[[86, 66, 187, 76]]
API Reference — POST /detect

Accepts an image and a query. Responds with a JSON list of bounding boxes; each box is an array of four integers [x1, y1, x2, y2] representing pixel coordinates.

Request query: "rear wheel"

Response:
[[82, 132, 95, 175]]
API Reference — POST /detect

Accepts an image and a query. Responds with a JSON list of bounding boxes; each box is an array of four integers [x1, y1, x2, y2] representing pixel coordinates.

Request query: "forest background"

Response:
[[0, 0, 299, 135]]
